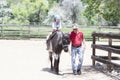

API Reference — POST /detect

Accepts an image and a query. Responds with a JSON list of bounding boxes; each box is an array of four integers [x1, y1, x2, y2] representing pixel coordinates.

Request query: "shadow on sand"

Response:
[[42, 67, 64, 76], [42, 66, 99, 76], [41, 65, 119, 80]]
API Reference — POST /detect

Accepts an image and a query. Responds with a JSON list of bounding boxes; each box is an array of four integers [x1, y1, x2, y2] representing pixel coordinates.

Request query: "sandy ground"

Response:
[[0, 40, 119, 80]]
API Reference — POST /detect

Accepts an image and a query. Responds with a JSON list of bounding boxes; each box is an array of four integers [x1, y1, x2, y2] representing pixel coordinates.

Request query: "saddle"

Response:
[[49, 30, 60, 40], [46, 30, 59, 51]]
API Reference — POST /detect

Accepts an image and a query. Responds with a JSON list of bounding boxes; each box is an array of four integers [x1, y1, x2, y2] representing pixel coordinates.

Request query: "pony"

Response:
[[47, 31, 70, 74]]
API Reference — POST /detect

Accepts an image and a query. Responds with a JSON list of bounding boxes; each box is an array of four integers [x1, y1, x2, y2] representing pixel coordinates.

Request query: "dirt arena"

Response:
[[0, 40, 119, 80]]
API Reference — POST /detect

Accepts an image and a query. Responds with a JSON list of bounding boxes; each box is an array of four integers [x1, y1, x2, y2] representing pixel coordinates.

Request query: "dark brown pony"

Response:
[[48, 31, 70, 74]]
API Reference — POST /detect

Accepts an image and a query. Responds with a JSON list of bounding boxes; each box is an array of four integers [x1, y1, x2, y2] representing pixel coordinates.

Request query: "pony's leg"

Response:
[[49, 52, 53, 71], [46, 32, 52, 50], [54, 54, 60, 74]]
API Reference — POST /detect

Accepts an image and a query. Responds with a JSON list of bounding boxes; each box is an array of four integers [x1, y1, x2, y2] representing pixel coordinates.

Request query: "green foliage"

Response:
[[10, 0, 49, 25], [44, 0, 87, 26], [11, 4, 29, 24], [0, 0, 12, 24], [48, 0, 58, 8], [81, 0, 120, 26], [100, 0, 120, 26]]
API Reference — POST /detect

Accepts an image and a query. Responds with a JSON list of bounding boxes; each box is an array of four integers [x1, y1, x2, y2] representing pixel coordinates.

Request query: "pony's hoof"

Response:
[[55, 72, 59, 75], [55, 70, 60, 75], [51, 68, 54, 71]]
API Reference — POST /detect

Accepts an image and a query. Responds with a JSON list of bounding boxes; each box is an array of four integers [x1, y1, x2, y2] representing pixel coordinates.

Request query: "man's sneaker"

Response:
[[73, 70, 77, 75], [77, 70, 81, 75]]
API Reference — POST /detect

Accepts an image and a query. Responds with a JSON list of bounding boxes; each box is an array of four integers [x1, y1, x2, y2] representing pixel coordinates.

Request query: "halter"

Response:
[[62, 33, 69, 48], [62, 44, 69, 48]]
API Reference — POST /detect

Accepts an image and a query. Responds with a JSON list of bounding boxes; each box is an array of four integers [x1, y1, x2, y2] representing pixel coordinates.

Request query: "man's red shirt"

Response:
[[70, 31, 84, 47]]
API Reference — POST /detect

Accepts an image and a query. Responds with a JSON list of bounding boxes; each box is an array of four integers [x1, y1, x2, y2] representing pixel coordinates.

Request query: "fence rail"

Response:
[[98, 26, 120, 29], [98, 26, 120, 33], [0, 24, 50, 39], [0, 24, 120, 40], [91, 32, 120, 72]]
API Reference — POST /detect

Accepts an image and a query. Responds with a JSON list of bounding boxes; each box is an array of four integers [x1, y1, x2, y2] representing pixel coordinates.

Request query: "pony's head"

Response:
[[62, 33, 70, 52]]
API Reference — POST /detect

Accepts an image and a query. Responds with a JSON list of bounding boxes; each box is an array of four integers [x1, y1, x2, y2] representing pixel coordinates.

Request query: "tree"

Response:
[[7, 0, 49, 24], [0, 0, 12, 24], [81, 0, 120, 26], [44, 0, 87, 26], [100, 0, 120, 26], [61, 0, 81, 24], [48, 0, 59, 8]]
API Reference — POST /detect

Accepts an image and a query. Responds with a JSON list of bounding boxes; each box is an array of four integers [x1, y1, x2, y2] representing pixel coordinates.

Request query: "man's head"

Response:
[[72, 23, 78, 33]]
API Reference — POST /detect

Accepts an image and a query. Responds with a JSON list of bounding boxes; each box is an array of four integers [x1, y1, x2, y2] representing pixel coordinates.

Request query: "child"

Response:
[[52, 15, 62, 31], [46, 15, 62, 50]]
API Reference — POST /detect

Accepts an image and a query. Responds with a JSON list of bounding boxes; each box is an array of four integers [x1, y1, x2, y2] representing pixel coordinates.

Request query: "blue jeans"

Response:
[[71, 46, 84, 72]]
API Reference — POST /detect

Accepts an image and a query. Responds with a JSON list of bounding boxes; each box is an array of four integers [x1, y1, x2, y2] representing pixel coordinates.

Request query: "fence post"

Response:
[[92, 33, 96, 66], [19, 25, 22, 39], [0, 25, 3, 38], [28, 25, 31, 39], [107, 37, 112, 72]]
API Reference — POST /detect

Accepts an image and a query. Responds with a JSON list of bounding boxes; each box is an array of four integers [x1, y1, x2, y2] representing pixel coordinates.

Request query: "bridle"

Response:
[[62, 33, 70, 49]]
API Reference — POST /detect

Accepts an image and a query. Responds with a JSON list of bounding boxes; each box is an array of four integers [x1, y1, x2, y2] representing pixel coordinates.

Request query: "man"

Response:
[[70, 23, 86, 75]]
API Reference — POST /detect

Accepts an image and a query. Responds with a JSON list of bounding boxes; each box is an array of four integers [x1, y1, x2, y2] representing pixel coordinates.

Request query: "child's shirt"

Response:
[[52, 22, 62, 30]]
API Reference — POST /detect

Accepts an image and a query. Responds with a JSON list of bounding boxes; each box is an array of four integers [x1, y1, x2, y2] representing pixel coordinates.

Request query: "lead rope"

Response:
[[68, 44, 71, 56], [62, 33, 71, 56]]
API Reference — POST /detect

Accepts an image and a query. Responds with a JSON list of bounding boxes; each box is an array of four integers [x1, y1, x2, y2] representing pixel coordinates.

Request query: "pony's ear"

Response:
[[62, 33, 70, 39]]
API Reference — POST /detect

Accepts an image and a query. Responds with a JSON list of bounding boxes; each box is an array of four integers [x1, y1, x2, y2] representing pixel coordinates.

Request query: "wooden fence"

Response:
[[98, 26, 120, 33], [0, 24, 51, 39], [91, 32, 120, 72], [0, 24, 120, 40]]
